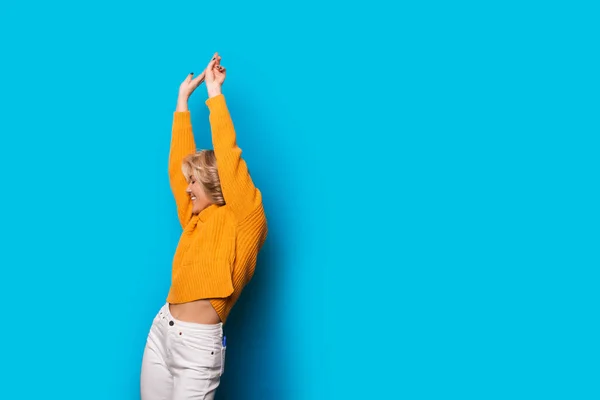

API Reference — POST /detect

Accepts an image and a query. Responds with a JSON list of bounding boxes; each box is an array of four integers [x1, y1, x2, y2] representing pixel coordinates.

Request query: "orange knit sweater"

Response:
[[166, 94, 267, 324]]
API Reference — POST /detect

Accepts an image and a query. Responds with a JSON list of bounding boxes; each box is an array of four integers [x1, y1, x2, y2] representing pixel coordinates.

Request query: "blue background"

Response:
[[0, 1, 598, 399]]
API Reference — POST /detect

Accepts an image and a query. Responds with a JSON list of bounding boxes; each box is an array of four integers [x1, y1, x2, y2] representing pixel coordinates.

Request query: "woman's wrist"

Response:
[[176, 96, 189, 112], [207, 85, 222, 98]]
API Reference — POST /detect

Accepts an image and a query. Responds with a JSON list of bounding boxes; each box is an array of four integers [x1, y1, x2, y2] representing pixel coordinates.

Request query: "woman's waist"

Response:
[[168, 299, 222, 325]]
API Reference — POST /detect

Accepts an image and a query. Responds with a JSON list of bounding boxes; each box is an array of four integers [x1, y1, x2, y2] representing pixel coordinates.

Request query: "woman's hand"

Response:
[[176, 71, 206, 111], [205, 52, 226, 98]]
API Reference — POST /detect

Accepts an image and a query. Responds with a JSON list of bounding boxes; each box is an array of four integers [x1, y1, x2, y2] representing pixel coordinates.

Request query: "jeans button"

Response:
[[169, 321, 174, 326]]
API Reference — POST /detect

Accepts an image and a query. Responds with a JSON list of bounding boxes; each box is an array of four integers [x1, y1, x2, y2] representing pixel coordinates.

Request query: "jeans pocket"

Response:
[[176, 329, 221, 371]]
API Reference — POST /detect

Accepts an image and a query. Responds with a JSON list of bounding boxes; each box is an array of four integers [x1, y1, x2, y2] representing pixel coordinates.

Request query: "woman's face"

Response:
[[186, 176, 211, 214]]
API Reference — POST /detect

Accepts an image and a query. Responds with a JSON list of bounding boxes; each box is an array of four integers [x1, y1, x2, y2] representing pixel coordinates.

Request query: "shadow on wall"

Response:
[[215, 238, 286, 400], [214, 92, 289, 400]]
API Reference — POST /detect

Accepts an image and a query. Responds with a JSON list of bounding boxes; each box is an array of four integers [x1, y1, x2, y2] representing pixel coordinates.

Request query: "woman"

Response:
[[140, 52, 268, 400]]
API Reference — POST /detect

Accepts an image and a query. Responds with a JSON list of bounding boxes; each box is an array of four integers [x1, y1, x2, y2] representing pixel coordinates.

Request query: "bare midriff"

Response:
[[169, 299, 221, 324]]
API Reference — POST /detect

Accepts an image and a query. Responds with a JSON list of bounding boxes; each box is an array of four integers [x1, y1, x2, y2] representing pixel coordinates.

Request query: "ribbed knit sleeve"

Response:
[[169, 111, 196, 228], [206, 94, 259, 220]]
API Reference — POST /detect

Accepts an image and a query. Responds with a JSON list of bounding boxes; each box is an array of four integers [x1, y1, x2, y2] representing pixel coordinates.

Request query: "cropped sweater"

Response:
[[166, 94, 267, 324]]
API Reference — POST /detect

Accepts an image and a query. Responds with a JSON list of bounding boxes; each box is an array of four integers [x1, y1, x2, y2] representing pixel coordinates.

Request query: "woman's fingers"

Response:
[[206, 52, 219, 71], [190, 70, 206, 87]]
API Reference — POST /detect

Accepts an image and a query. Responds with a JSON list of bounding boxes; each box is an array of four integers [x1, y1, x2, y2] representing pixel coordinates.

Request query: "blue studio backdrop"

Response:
[[0, 1, 598, 399]]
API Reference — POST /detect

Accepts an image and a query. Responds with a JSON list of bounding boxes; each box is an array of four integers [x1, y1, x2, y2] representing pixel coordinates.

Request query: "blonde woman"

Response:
[[140, 52, 268, 399]]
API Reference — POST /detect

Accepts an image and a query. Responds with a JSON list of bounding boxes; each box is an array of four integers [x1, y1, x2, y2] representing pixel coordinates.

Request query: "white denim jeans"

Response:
[[141, 303, 226, 400]]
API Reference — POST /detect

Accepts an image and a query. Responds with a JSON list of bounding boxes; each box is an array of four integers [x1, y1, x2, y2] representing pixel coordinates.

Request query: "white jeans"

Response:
[[141, 303, 226, 400]]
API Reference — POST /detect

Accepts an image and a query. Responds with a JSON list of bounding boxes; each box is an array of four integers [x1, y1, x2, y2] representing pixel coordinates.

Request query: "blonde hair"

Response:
[[181, 150, 225, 206]]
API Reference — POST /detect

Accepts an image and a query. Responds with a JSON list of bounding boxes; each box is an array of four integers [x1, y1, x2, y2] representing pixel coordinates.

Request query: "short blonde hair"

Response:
[[181, 150, 225, 206]]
